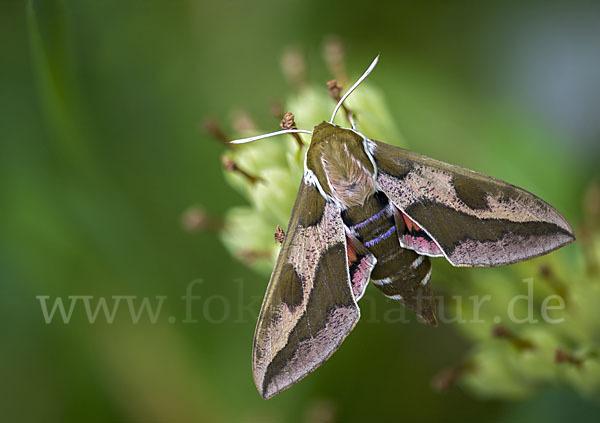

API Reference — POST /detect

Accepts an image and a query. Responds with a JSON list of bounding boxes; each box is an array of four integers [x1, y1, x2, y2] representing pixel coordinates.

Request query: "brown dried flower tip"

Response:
[[221, 156, 260, 184], [181, 205, 223, 232], [281, 46, 307, 90], [274, 225, 285, 244], [232, 110, 258, 135], [327, 80, 343, 101], [491, 325, 509, 338], [237, 248, 273, 265], [305, 399, 338, 423], [280, 111, 304, 148], [584, 182, 600, 225], [280, 112, 297, 130], [431, 362, 475, 393], [327, 79, 354, 124], [323, 35, 348, 85], [539, 264, 552, 279], [491, 325, 535, 351], [539, 264, 568, 303], [555, 348, 584, 367], [202, 118, 229, 145], [270, 101, 284, 120], [221, 156, 236, 171]]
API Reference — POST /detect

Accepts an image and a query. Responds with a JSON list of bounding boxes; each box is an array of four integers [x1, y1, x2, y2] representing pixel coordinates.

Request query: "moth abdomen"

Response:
[[342, 192, 407, 278], [342, 192, 437, 324], [371, 252, 436, 326], [342, 192, 392, 243]]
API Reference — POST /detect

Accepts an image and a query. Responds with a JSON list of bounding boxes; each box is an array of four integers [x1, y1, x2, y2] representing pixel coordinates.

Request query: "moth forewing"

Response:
[[370, 139, 575, 266], [252, 176, 372, 399]]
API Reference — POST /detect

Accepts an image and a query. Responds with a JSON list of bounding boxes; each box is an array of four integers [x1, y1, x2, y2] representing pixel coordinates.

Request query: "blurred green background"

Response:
[[2, 0, 599, 421]]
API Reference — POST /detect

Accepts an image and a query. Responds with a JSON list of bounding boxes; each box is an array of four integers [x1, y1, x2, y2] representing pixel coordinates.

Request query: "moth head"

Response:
[[305, 122, 376, 208], [229, 56, 380, 209]]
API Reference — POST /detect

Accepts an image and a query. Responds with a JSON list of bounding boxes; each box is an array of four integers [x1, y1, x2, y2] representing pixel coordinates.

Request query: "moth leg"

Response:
[[349, 113, 358, 130]]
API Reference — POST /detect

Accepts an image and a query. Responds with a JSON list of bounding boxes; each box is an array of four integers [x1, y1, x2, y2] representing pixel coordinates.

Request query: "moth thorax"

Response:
[[321, 143, 376, 208]]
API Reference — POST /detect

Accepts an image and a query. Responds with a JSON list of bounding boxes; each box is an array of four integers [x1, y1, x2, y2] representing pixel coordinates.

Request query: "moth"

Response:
[[230, 56, 574, 399]]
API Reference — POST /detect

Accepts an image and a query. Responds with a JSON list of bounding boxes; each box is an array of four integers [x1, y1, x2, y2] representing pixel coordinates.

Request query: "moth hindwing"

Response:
[[251, 121, 574, 399]]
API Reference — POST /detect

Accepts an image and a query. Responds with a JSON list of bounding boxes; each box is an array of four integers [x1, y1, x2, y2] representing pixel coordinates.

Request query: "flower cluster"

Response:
[[443, 185, 600, 399]]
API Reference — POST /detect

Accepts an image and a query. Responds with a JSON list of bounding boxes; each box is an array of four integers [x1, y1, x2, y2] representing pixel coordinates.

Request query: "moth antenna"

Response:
[[327, 80, 357, 129], [229, 129, 312, 145], [329, 55, 379, 124]]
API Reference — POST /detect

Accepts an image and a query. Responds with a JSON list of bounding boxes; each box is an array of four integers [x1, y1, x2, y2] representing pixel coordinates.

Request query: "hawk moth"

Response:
[[230, 56, 574, 399]]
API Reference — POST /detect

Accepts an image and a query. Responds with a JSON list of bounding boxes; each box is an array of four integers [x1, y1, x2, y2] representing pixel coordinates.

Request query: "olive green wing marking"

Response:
[[253, 177, 373, 399], [370, 140, 575, 267]]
